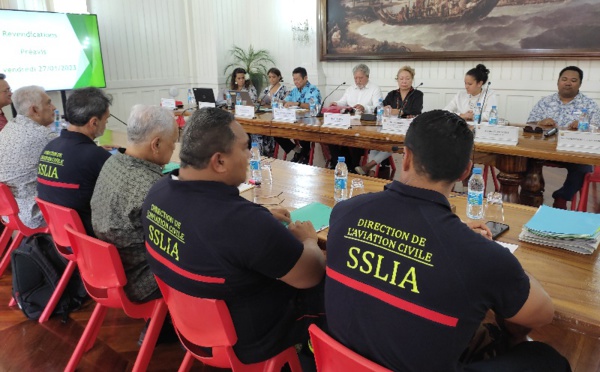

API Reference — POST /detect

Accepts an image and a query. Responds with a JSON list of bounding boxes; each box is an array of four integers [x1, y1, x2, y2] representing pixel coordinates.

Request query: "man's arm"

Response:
[[505, 272, 554, 330], [279, 221, 325, 289]]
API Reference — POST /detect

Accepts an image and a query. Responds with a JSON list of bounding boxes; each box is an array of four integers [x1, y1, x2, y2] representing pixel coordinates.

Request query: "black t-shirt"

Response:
[[325, 181, 530, 372], [142, 175, 305, 363], [382, 89, 424, 118], [37, 130, 111, 236]]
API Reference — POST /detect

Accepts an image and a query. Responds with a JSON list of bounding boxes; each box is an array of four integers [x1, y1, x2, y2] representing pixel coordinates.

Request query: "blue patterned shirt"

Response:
[[527, 92, 599, 127], [284, 81, 322, 105]]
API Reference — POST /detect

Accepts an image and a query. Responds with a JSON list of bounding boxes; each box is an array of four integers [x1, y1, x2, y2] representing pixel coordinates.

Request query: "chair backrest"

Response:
[[35, 197, 85, 254], [0, 183, 24, 231], [308, 324, 392, 372], [154, 276, 237, 348], [64, 224, 128, 302]]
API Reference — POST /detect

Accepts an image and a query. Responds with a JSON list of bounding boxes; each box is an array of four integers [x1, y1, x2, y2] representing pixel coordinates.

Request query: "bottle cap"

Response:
[[492, 106, 497, 109], [338, 156, 345, 162], [251, 142, 259, 148], [472, 167, 482, 175]]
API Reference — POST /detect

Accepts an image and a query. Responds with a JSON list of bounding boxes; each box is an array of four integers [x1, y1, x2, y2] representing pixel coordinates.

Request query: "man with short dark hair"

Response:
[[275, 67, 322, 164], [326, 110, 570, 371], [0, 86, 57, 228], [37, 87, 113, 236], [527, 66, 598, 209], [0, 73, 12, 131], [142, 107, 325, 363]]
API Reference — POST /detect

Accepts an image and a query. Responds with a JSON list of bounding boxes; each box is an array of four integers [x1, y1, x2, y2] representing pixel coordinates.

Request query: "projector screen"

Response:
[[0, 9, 106, 91]]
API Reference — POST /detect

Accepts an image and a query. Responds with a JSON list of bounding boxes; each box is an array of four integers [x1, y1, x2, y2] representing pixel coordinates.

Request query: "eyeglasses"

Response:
[[523, 125, 543, 134], [254, 191, 284, 206]]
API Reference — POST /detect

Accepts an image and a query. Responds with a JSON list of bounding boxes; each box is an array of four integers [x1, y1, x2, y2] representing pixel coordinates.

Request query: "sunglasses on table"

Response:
[[523, 125, 543, 134]]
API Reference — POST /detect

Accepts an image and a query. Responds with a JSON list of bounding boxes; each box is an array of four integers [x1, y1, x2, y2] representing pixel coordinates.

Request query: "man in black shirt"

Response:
[[37, 87, 112, 236]]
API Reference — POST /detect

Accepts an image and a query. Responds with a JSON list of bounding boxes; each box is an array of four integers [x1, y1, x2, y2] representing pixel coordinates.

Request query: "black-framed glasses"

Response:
[[523, 125, 543, 134]]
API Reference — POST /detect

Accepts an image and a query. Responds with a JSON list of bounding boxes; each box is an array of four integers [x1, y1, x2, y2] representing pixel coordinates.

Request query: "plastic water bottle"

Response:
[[334, 156, 348, 202], [466, 167, 485, 220], [226, 91, 232, 109], [272, 97, 279, 110], [309, 98, 316, 117], [236, 92, 242, 107], [578, 109, 590, 132], [187, 88, 195, 108], [376, 98, 384, 125], [250, 142, 262, 184], [53, 109, 61, 133], [489, 105, 498, 125], [474, 102, 482, 123]]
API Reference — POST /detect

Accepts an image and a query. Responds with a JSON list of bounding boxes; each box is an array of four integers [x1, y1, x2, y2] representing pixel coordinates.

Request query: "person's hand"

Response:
[[461, 111, 474, 121], [568, 120, 579, 130], [330, 101, 338, 106], [537, 118, 557, 127], [405, 115, 417, 119], [284, 101, 297, 108], [268, 206, 291, 224], [353, 104, 365, 112], [466, 221, 492, 240], [288, 220, 318, 243]]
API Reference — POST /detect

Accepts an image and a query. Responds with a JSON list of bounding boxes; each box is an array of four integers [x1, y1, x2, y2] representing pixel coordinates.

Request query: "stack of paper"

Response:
[[519, 205, 600, 254]]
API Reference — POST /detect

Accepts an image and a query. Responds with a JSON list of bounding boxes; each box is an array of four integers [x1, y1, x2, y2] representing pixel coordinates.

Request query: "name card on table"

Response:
[[235, 105, 255, 119], [557, 131, 600, 154], [322, 113, 352, 129], [198, 102, 216, 109], [380, 117, 412, 135], [160, 98, 176, 109], [272, 108, 297, 123], [474, 125, 519, 146]]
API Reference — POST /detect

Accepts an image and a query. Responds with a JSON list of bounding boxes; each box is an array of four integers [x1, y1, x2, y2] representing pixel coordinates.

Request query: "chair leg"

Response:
[[578, 173, 592, 212], [264, 348, 302, 372], [64, 303, 108, 372], [0, 227, 15, 258], [308, 143, 315, 166], [0, 232, 24, 278], [39, 260, 77, 323], [389, 156, 397, 179], [132, 300, 168, 372], [491, 167, 500, 191], [178, 351, 195, 372]]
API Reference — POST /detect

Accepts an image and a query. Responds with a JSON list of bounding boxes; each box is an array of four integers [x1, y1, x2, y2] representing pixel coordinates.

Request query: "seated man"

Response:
[[0, 86, 57, 228], [91, 105, 178, 303], [276, 67, 322, 164], [329, 63, 382, 170], [0, 73, 12, 131], [142, 107, 325, 363], [527, 66, 598, 209], [326, 110, 570, 371], [37, 87, 112, 236]]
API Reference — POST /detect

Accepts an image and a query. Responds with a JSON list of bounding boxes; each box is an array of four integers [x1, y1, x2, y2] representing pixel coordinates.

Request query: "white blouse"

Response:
[[444, 89, 498, 122]]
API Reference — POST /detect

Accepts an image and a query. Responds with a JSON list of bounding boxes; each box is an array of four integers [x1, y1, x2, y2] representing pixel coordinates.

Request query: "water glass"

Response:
[[349, 178, 366, 198], [484, 192, 504, 222], [260, 164, 272, 185], [384, 107, 392, 117]]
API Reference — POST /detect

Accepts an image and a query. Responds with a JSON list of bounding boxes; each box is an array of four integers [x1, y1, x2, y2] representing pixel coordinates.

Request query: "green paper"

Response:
[[290, 202, 333, 232]]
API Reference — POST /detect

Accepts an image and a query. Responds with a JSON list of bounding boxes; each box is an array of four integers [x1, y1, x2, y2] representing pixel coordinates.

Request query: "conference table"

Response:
[[241, 158, 600, 344], [235, 112, 600, 207]]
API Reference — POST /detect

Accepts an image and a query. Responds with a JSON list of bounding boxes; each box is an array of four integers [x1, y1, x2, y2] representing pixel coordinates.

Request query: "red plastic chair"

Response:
[[361, 149, 397, 179], [308, 324, 391, 372], [64, 225, 167, 372], [577, 167, 600, 212], [0, 183, 48, 278], [483, 165, 500, 192], [34, 197, 87, 323], [154, 276, 301, 372]]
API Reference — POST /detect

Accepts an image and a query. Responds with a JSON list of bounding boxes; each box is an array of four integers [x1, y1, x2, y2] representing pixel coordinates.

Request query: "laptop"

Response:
[[229, 90, 254, 106], [193, 88, 216, 106]]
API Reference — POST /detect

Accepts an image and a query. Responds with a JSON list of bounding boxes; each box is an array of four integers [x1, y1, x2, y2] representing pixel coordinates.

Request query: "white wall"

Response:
[[4, 0, 600, 129]]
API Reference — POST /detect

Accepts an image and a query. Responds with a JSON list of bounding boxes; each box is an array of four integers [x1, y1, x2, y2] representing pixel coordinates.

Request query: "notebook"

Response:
[[290, 202, 333, 232]]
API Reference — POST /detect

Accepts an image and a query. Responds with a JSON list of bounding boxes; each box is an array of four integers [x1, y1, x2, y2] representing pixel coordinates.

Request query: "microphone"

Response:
[[317, 81, 346, 117], [477, 82, 491, 125], [110, 113, 127, 126], [391, 143, 404, 152], [398, 82, 423, 118], [255, 92, 269, 113]]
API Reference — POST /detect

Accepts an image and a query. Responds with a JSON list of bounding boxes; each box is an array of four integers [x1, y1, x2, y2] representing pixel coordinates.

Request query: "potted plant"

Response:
[[223, 45, 275, 93]]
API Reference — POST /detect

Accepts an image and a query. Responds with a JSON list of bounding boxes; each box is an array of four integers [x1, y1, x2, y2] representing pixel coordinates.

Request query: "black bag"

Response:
[[11, 233, 88, 320]]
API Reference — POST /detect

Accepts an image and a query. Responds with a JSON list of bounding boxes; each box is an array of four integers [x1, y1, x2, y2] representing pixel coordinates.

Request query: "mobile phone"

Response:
[[485, 221, 509, 240]]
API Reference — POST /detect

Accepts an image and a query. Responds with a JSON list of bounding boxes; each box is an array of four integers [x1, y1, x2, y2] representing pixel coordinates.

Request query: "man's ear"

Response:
[[458, 160, 474, 182], [150, 137, 160, 154], [210, 152, 227, 173], [402, 147, 412, 172]]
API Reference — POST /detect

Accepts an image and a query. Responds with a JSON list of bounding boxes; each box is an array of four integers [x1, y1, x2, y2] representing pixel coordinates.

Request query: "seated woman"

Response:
[[91, 104, 178, 303], [254, 67, 288, 157], [444, 63, 497, 122], [356, 65, 423, 176], [219, 67, 258, 105]]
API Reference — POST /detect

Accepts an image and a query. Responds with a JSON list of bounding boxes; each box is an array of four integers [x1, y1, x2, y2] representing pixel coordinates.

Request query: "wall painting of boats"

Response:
[[319, 0, 600, 60]]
